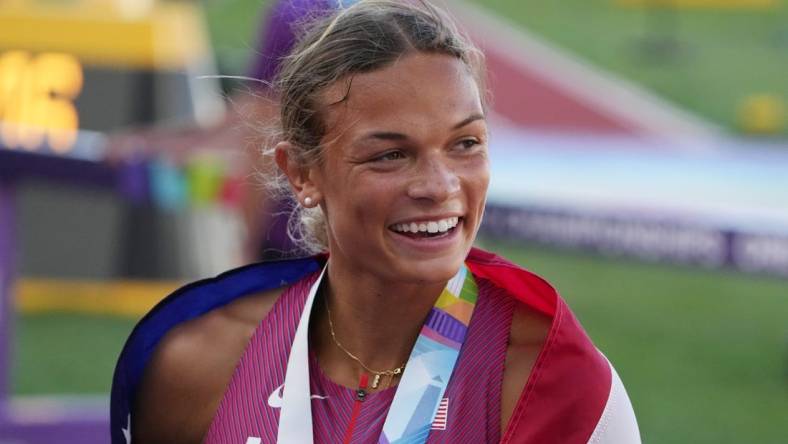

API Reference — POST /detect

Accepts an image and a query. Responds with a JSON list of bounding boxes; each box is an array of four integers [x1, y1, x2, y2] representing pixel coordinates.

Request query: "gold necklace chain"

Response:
[[325, 301, 406, 390]]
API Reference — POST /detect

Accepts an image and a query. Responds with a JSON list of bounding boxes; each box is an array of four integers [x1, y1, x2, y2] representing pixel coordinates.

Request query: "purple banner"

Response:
[[482, 204, 788, 278]]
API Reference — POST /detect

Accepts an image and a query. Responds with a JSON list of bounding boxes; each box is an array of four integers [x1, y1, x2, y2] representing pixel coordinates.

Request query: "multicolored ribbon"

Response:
[[277, 263, 478, 444]]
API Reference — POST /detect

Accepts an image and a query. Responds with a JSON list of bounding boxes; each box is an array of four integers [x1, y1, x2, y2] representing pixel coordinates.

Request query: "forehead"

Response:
[[320, 53, 484, 140]]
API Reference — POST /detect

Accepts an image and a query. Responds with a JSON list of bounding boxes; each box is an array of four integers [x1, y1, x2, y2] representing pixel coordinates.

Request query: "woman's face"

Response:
[[310, 53, 489, 284]]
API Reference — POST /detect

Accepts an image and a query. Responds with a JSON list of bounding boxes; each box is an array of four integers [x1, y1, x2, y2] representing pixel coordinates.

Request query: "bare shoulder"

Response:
[[131, 286, 285, 444], [500, 301, 553, 434]]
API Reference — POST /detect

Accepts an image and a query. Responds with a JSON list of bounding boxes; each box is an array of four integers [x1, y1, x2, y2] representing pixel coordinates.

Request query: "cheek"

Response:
[[461, 157, 491, 200], [337, 177, 397, 228]]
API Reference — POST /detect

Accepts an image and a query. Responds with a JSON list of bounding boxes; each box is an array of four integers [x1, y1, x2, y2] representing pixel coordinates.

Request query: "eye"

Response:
[[457, 138, 481, 151], [373, 150, 406, 162]]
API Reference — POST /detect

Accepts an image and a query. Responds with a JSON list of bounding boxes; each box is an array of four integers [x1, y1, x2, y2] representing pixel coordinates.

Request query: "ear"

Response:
[[275, 141, 322, 206]]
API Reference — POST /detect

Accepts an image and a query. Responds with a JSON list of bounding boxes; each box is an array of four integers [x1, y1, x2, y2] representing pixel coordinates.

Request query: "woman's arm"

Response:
[[131, 287, 284, 443]]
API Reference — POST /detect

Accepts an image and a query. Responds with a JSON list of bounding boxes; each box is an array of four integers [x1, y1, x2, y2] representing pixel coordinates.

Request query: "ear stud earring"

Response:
[[304, 197, 314, 207]]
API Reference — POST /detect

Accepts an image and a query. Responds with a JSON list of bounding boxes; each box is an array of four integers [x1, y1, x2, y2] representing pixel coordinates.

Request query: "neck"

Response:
[[310, 260, 447, 390]]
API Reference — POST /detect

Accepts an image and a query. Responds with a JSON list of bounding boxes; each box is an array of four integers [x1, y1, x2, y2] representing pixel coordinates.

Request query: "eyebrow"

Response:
[[359, 113, 486, 142], [452, 113, 486, 130]]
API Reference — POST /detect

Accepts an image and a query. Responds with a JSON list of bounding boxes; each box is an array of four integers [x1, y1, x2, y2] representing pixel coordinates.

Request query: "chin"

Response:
[[388, 246, 471, 285]]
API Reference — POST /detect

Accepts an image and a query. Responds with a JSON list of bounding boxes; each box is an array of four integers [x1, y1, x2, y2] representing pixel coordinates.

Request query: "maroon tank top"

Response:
[[205, 271, 515, 443]]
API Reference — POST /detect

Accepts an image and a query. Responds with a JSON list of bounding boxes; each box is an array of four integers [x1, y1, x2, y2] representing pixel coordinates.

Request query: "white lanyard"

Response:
[[276, 265, 325, 443]]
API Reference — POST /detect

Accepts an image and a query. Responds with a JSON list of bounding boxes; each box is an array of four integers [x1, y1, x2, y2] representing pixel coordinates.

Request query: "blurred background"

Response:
[[0, 0, 786, 443]]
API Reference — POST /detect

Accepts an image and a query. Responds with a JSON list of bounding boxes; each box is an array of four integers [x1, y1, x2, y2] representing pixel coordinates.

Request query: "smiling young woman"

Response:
[[279, 51, 489, 293], [111, 2, 641, 443]]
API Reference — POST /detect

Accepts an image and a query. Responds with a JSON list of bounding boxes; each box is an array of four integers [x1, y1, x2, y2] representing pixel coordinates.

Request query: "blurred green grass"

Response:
[[202, 0, 271, 88], [467, 0, 788, 135], [13, 314, 137, 395], [14, 243, 788, 443]]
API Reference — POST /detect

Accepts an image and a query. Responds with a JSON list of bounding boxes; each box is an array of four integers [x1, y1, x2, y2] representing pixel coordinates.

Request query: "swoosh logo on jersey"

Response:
[[267, 383, 329, 409]]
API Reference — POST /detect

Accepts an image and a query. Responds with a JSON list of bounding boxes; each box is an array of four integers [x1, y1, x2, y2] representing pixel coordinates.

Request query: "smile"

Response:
[[390, 217, 460, 236]]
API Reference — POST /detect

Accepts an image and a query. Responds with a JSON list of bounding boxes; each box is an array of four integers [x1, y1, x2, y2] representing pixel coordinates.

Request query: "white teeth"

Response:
[[392, 217, 460, 234]]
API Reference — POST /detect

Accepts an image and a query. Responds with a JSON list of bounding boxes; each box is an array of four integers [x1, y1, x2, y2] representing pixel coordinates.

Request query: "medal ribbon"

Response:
[[277, 264, 478, 444]]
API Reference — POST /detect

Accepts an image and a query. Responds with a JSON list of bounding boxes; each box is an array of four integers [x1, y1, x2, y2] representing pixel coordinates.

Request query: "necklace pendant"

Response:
[[371, 373, 381, 389]]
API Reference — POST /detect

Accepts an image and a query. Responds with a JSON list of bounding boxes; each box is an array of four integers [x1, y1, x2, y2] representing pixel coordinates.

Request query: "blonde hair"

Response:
[[265, 0, 486, 254]]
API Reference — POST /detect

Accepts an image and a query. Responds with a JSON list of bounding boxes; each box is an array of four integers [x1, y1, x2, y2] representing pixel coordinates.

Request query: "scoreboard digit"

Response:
[[0, 50, 83, 153]]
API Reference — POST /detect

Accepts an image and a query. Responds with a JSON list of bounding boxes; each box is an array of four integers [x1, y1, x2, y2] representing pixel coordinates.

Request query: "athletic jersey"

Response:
[[205, 271, 514, 443], [111, 248, 641, 443]]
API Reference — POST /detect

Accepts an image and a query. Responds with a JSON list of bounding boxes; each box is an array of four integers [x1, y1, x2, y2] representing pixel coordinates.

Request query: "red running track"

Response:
[[482, 46, 638, 134]]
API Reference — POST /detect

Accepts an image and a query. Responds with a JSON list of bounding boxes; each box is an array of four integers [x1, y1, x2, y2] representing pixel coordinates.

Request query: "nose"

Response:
[[407, 155, 460, 202]]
